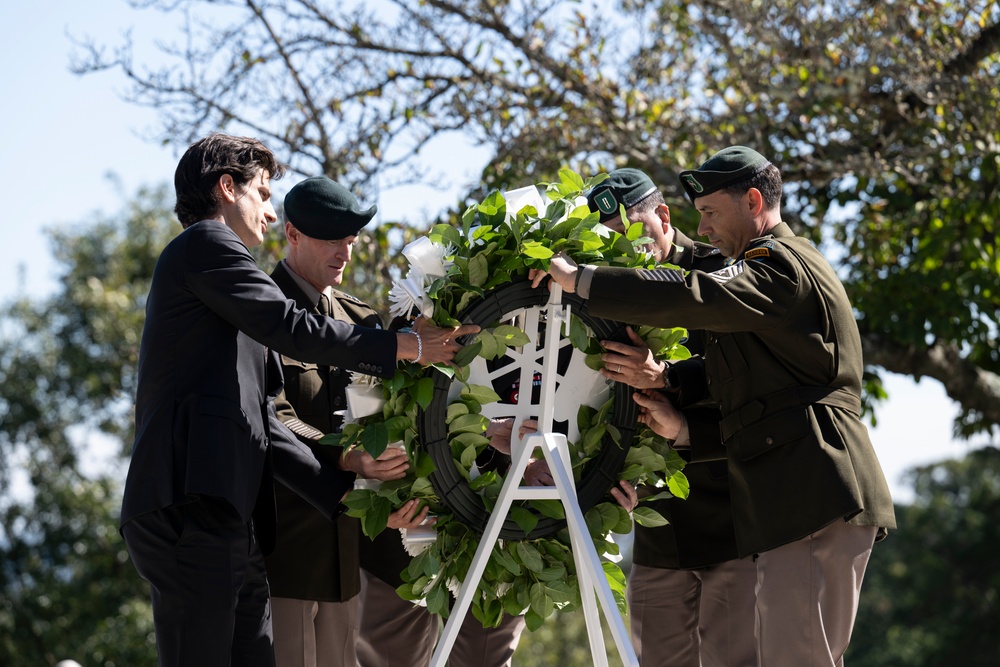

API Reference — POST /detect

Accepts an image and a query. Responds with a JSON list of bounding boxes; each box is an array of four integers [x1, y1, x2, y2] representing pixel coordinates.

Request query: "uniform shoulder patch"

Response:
[[744, 247, 770, 260]]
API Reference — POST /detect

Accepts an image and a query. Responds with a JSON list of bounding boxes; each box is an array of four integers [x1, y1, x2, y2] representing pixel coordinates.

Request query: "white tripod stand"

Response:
[[430, 285, 639, 667]]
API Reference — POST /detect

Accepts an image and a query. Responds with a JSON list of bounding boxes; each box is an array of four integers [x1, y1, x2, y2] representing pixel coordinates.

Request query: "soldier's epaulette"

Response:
[[331, 288, 365, 304], [743, 239, 775, 261], [692, 242, 722, 259]]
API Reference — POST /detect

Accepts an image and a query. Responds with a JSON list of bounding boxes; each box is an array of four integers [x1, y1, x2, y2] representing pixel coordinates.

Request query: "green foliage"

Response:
[[340, 169, 686, 626], [0, 463, 155, 666], [76, 0, 1000, 432], [847, 447, 1000, 666], [0, 186, 173, 665]]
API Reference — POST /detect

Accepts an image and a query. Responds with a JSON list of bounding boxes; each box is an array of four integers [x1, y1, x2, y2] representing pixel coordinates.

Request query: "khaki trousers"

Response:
[[628, 559, 758, 667], [357, 570, 526, 667], [271, 596, 360, 667], [754, 520, 877, 667]]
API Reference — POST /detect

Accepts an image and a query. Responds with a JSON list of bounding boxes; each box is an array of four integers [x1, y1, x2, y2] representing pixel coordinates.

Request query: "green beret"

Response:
[[678, 146, 771, 202], [283, 176, 377, 240], [586, 168, 659, 222]]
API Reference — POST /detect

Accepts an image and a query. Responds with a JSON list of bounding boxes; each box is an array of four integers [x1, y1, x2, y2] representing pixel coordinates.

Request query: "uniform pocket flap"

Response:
[[731, 408, 811, 461], [279, 354, 316, 370]]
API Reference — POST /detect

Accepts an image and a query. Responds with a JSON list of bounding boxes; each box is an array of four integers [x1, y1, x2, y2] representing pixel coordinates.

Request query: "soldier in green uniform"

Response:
[[529, 147, 896, 667], [585, 169, 758, 667], [266, 177, 422, 667]]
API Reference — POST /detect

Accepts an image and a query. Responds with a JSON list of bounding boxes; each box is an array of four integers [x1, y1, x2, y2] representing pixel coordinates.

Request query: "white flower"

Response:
[[402, 533, 434, 557], [402, 236, 451, 279], [503, 185, 547, 221], [388, 275, 434, 319], [445, 576, 463, 597]]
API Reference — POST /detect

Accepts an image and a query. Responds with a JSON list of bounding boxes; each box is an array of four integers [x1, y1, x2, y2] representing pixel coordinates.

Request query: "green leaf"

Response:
[[448, 412, 488, 435], [413, 377, 435, 410], [492, 546, 522, 576], [413, 451, 437, 477], [558, 167, 586, 192], [568, 314, 590, 351], [522, 241, 554, 259], [478, 191, 507, 227], [516, 541, 545, 573], [584, 353, 604, 370], [529, 582, 555, 619], [468, 253, 489, 287], [524, 609, 544, 632], [511, 506, 539, 537], [469, 469, 499, 491], [430, 223, 462, 248], [491, 324, 530, 347], [475, 330, 502, 360], [625, 217, 644, 240], [666, 470, 691, 499], [425, 583, 449, 616], [461, 444, 479, 469], [462, 384, 502, 405], [619, 445, 665, 480], [446, 402, 470, 424], [602, 561, 629, 613], [633, 506, 670, 527], [581, 423, 606, 456], [360, 421, 389, 459], [450, 432, 490, 449], [362, 495, 392, 538], [529, 498, 565, 519]]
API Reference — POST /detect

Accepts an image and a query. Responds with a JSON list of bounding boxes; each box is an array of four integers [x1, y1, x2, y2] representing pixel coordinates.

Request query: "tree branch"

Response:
[[862, 334, 1000, 431]]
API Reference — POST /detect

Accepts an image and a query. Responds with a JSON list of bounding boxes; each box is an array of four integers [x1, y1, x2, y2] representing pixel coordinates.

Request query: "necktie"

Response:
[[318, 292, 333, 317]]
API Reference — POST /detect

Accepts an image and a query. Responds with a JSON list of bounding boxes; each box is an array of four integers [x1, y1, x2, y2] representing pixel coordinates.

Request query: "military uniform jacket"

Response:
[[587, 222, 896, 556], [265, 262, 383, 602], [121, 222, 397, 554], [633, 230, 745, 569]]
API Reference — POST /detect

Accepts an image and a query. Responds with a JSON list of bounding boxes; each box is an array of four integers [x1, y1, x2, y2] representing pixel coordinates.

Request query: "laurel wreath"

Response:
[[324, 169, 691, 630]]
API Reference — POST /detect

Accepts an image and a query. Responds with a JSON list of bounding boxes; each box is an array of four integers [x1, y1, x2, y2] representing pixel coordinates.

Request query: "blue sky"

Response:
[[0, 1, 982, 503]]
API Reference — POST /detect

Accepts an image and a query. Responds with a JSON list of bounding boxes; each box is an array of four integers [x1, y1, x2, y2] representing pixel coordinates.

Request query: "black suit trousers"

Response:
[[123, 498, 275, 667]]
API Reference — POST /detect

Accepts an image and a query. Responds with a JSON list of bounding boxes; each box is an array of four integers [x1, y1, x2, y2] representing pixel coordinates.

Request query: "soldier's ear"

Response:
[[655, 203, 671, 232], [746, 188, 765, 217]]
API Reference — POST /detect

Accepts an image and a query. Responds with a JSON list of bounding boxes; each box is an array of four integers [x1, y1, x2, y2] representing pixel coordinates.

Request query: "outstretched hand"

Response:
[[386, 498, 434, 531], [610, 480, 638, 512], [600, 326, 666, 390], [408, 316, 480, 366], [633, 389, 684, 440], [527, 252, 579, 293], [341, 445, 409, 481]]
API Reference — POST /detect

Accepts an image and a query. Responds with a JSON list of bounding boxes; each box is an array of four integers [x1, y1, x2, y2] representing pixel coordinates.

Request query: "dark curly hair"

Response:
[[173, 133, 286, 227]]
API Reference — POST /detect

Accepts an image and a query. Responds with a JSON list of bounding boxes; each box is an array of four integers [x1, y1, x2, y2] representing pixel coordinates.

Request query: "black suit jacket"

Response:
[[121, 221, 398, 553]]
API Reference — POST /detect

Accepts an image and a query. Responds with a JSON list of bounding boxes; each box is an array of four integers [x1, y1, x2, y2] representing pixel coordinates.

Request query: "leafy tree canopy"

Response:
[[75, 0, 1000, 436]]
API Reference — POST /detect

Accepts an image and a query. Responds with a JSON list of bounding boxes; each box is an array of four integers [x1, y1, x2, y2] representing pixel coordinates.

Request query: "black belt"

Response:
[[719, 385, 862, 442]]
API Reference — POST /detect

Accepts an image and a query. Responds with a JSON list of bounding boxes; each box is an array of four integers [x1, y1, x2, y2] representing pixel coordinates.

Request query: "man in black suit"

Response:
[[120, 133, 477, 667]]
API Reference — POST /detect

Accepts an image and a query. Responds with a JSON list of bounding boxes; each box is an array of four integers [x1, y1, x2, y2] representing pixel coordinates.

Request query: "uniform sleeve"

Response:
[[269, 402, 355, 520], [183, 224, 397, 378], [586, 244, 803, 334]]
